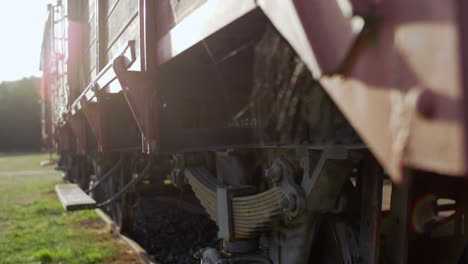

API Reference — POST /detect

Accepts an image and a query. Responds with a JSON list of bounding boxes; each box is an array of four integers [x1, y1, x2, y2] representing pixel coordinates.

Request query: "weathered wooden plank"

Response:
[[87, 7, 96, 47], [170, 0, 207, 23], [157, 0, 257, 64], [88, 66, 97, 83], [87, 40, 97, 72], [106, 0, 121, 17], [106, 0, 138, 48], [55, 184, 96, 211], [106, 14, 140, 63], [156, 0, 209, 41], [88, 13, 96, 44], [88, 0, 96, 17], [83, 39, 97, 86]]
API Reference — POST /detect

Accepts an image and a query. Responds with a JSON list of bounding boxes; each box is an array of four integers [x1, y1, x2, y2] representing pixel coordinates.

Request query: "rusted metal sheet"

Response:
[[114, 57, 158, 153], [157, 0, 257, 65], [258, 0, 362, 78], [50, 0, 468, 181], [260, 0, 466, 180], [82, 100, 107, 152], [68, 113, 88, 155], [56, 125, 73, 152], [457, 0, 468, 180]]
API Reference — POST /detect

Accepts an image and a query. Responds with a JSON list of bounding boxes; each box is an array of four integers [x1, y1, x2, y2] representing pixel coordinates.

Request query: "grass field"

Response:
[[0, 153, 137, 264], [0, 152, 57, 172]]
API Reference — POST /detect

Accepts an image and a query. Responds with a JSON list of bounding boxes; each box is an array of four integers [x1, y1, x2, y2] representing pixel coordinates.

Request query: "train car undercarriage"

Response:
[[42, 0, 468, 263]]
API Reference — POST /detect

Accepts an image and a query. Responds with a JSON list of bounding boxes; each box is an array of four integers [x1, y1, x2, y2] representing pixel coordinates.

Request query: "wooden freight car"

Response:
[[41, 0, 468, 263]]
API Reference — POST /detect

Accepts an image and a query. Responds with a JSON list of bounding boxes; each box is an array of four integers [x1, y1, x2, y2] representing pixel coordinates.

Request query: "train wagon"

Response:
[[41, 0, 468, 263]]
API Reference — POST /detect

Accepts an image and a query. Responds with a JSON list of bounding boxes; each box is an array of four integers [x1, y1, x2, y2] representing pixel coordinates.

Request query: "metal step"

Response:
[[55, 184, 97, 211]]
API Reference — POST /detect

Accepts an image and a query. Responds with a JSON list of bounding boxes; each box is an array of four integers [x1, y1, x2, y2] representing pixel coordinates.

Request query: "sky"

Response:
[[0, 0, 54, 82]]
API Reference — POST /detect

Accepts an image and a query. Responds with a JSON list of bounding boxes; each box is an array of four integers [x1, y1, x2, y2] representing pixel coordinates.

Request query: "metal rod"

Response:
[[85, 156, 123, 193], [97, 156, 153, 208], [358, 153, 384, 264]]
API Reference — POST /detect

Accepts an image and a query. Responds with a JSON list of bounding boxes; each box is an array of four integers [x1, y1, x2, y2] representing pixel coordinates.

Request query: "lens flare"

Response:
[[411, 194, 438, 234]]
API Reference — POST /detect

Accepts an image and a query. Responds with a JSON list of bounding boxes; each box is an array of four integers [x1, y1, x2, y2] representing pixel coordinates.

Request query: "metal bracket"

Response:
[[265, 156, 305, 220], [217, 185, 256, 241], [301, 145, 348, 196], [300, 146, 351, 213], [68, 113, 88, 155], [81, 93, 107, 152], [113, 55, 158, 153]]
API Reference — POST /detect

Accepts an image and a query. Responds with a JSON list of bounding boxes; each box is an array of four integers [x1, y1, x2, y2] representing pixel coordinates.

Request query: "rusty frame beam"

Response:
[[61, 0, 468, 178], [156, 0, 257, 65], [68, 113, 88, 155], [358, 153, 384, 264], [253, 0, 467, 181]]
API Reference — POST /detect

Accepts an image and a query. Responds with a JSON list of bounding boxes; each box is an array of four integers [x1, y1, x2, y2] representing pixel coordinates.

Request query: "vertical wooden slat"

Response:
[[96, 0, 101, 73], [96, 0, 109, 74]]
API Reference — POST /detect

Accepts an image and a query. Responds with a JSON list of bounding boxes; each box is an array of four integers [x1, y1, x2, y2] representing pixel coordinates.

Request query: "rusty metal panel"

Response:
[[157, 0, 257, 65], [258, 0, 362, 78], [317, 0, 465, 180], [257, 0, 467, 180], [82, 101, 107, 152], [81, 93, 141, 152], [56, 125, 74, 152], [457, 0, 468, 179], [68, 113, 88, 155]]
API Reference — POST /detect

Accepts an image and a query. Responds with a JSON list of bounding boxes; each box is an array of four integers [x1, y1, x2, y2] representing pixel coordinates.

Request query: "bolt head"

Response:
[[279, 197, 289, 209], [416, 89, 436, 119]]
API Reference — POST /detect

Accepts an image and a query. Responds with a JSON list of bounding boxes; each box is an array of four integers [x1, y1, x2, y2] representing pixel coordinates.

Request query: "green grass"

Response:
[[0, 152, 58, 171], [0, 154, 122, 264]]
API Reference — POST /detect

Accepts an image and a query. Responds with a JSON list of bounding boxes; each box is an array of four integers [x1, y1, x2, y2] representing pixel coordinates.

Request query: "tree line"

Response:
[[0, 77, 42, 151]]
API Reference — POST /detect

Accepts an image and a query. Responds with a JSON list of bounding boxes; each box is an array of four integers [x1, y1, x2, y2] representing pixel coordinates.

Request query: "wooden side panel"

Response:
[[88, 15, 96, 43], [85, 0, 97, 86], [105, 0, 139, 63], [106, 0, 138, 43], [88, 0, 96, 15], [170, 0, 207, 23], [87, 41, 97, 76], [107, 16, 140, 63], [106, 0, 120, 16], [156, 0, 209, 40]]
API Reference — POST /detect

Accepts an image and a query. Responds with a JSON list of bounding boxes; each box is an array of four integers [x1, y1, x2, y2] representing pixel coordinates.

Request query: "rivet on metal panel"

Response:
[[416, 90, 436, 119]]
